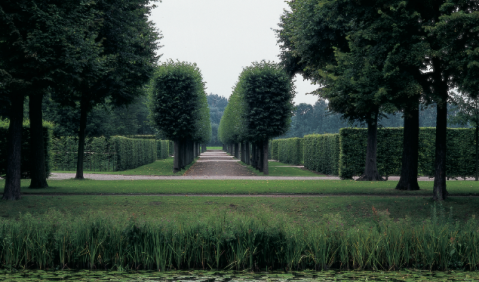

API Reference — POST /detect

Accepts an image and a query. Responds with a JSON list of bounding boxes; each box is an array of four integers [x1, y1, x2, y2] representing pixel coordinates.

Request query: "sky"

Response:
[[149, 0, 319, 105]]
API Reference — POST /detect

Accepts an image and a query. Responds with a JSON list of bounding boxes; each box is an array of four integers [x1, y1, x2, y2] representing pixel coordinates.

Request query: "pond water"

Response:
[[1, 269, 479, 281]]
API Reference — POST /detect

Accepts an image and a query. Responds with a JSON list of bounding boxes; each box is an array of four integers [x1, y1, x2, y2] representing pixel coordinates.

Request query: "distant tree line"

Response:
[[280, 101, 465, 139], [206, 94, 228, 146]]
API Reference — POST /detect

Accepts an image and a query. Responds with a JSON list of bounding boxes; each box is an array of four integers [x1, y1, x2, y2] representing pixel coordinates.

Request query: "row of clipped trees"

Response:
[[218, 61, 294, 175], [149, 61, 211, 172]]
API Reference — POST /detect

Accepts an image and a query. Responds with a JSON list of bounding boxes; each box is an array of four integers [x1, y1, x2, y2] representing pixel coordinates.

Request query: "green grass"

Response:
[[1, 194, 478, 226], [52, 157, 192, 176], [244, 161, 326, 177], [2, 179, 479, 195], [206, 146, 222, 150]]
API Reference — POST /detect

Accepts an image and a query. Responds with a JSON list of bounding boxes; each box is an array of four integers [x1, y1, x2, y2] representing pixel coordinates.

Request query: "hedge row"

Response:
[[0, 120, 53, 178], [304, 134, 340, 176], [52, 136, 158, 172], [272, 138, 303, 165], [277, 128, 476, 179], [157, 140, 170, 160], [339, 128, 476, 179]]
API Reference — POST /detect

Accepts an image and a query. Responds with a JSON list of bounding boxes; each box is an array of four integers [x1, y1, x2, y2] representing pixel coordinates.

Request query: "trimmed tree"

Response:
[[149, 60, 211, 172]]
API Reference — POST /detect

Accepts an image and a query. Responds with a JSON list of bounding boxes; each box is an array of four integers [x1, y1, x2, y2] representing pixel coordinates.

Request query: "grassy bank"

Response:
[[52, 158, 194, 176], [243, 161, 326, 177], [2, 179, 479, 195], [1, 194, 478, 226], [0, 207, 477, 271]]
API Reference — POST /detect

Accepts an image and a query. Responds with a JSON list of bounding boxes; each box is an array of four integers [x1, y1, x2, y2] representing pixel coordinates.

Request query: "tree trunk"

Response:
[[257, 141, 263, 173], [235, 143, 239, 159], [3, 94, 24, 200], [476, 125, 478, 181], [173, 140, 180, 173], [75, 96, 88, 180], [263, 139, 269, 175], [252, 143, 256, 169], [433, 99, 448, 200], [29, 93, 49, 188], [357, 113, 384, 181], [396, 105, 420, 190], [245, 142, 250, 165]]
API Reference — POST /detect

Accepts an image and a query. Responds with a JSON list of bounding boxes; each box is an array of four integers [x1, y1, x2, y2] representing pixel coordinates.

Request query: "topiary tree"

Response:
[[149, 60, 211, 172], [220, 61, 294, 175]]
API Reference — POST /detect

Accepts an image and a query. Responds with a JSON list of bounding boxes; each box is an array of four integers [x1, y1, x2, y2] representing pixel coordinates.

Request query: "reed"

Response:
[[0, 205, 477, 271]]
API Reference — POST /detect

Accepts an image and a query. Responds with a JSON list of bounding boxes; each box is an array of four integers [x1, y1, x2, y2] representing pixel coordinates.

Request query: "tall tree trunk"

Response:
[[257, 141, 263, 173], [29, 93, 48, 188], [173, 140, 180, 173], [433, 99, 448, 200], [3, 94, 24, 200], [245, 142, 250, 165], [357, 112, 384, 181], [396, 105, 420, 190], [235, 143, 239, 159], [263, 139, 269, 175], [181, 140, 186, 169], [75, 96, 88, 180], [476, 125, 478, 181], [432, 57, 448, 200], [252, 143, 256, 169]]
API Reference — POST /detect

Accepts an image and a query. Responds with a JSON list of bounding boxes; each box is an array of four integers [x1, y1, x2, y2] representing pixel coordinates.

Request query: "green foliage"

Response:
[[339, 128, 477, 179], [303, 134, 340, 176], [0, 208, 478, 271], [219, 61, 294, 144], [273, 138, 302, 165], [0, 120, 53, 178], [51, 136, 158, 172], [156, 140, 170, 160], [149, 61, 211, 143]]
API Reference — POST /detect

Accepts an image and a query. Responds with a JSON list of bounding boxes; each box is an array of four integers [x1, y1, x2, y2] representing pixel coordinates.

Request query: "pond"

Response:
[[1, 269, 479, 281]]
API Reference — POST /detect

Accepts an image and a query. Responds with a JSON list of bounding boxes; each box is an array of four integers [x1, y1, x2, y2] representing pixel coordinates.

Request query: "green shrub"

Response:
[[0, 119, 53, 178], [111, 136, 157, 171], [303, 134, 340, 175], [0, 207, 477, 271], [157, 140, 170, 160], [276, 137, 302, 165], [52, 136, 158, 172], [339, 128, 476, 179], [272, 139, 279, 160]]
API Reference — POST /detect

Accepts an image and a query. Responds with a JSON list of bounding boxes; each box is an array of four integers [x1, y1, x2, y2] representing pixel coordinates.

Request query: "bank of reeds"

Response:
[[0, 205, 477, 271]]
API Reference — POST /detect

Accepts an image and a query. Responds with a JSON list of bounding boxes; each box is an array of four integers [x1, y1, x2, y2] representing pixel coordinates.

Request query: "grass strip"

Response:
[[1, 194, 478, 225], [2, 179, 479, 195], [52, 157, 195, 176], [242, 161, 326, 177]]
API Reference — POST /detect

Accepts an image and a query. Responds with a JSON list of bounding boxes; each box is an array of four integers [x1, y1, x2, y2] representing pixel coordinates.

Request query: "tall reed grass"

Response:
[[0, 205, 477, 271]]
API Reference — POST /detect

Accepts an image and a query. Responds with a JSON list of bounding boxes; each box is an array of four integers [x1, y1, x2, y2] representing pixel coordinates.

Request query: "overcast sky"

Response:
[[149, 0, 318, 105]]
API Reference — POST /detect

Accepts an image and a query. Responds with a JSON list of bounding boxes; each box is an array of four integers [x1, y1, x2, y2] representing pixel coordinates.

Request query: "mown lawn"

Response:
[[52, 157, 191, 176], [2, 179, 478, 195], [0, 194, 477, 226], [245, 161, 326, 177], [206, 146, 223, 150]]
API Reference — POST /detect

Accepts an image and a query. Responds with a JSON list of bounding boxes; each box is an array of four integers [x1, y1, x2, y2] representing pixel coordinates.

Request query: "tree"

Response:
[[449, 92, 479, 180], [0, 0, 102, 198], [219, 61, 294, 175], [55, 0, 161, 180], [149, 60, 211, 172]]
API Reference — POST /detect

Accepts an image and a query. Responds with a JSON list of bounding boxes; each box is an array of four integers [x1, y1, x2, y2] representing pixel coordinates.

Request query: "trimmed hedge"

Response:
[[339, 128, 476, 179], [52, 136, 158, 172], [0, 119, 53, 178], [275, 137, 302, 165], [157, 140, 170, 160], [278, 128, 476, 179], [303, 134, 340, 176]]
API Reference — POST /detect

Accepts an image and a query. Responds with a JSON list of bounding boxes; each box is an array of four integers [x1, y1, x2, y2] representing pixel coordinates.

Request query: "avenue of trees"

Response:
[[207, 94, 228, 146], [276, 0, 479, 200], [219, 61, 294, 175], [0, 0, 160, 200], [149, 61, 211, 173]]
